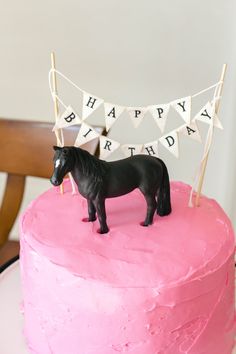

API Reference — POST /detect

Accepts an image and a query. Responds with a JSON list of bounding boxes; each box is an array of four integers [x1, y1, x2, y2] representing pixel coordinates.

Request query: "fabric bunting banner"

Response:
[[49, 69, 224, 162]]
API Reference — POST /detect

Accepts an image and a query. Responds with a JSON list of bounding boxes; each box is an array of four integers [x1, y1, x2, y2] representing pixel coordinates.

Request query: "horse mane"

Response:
[[72, 147, 107, 183]]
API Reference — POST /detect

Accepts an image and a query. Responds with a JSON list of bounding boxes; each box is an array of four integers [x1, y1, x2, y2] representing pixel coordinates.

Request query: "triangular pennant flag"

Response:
[[104, 103, 125, 132], [142, 140, 159, 156], [193, 102, 223, 129], [126, 107, 147, 128], [82, 92, 103, 120], [178, 121, 202, 143], [121, 144, 143, 157], [99, 136, 120, 159], [74, 123, 100, 147], [159, 130, 179, 158], [171, 96, 191, 124], [148, 104, 170, 133], [52, 106, 81, 131]]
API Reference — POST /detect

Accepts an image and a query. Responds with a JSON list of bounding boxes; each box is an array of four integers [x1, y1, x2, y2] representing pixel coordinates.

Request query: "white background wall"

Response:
[[0, 0, 236, 238]]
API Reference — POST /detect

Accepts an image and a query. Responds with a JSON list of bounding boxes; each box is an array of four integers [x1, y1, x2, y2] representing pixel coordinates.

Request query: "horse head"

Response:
[[50, 146, 75, 186]]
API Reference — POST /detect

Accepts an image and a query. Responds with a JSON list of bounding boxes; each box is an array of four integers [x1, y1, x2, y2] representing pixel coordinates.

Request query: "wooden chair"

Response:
[[0, 118, 104, 265]]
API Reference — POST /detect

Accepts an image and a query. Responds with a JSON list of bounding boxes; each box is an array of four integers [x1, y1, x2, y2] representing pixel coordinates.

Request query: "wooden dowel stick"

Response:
[[195, 64, 227, 206], [50, 52, 64, 194]]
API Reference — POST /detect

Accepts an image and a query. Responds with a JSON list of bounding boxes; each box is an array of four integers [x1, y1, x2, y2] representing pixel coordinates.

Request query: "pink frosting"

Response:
[[20, 180, 235, 354]]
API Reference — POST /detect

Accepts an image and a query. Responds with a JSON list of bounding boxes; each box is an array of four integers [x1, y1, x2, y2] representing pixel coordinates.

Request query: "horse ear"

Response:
[[53, 146, 61, 151]]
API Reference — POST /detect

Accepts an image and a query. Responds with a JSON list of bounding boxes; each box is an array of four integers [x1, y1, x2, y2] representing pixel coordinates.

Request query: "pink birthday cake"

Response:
[[20, 180, 235, 354]]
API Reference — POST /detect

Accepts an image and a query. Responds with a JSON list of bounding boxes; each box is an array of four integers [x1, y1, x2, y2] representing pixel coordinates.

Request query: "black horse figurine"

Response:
[[50, 146, 171, 234]]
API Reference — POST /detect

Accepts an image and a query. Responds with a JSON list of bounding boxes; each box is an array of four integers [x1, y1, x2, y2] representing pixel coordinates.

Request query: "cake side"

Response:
[[20, 180, 235, 354]]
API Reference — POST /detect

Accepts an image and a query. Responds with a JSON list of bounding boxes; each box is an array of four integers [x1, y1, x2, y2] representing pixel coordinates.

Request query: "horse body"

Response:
[[51, 146, 171, 234]]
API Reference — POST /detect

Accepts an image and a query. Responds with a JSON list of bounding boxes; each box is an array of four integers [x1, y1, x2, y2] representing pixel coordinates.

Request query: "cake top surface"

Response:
[[20, 180, 235, 288]]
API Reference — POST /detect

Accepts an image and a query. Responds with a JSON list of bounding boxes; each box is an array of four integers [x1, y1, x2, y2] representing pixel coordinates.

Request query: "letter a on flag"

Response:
[[159, 130, 179, 158], [99, 136, 120, 159], [171, 96, 191, 124], [104, 103, 125, 132], [74, 122, 100, 147], [178, 121, 202, 142], [52, 106, 81, 131], [82, 92, 104, 120]]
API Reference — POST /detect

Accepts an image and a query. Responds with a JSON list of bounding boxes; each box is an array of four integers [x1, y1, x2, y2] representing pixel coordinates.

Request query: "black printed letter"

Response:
[[86, 97, 97, 109], [64, 112, 76, 123], [128, 147, 136, 156], [145, 145, 156, 155], [107, 107, 116, 118], [165, 136, 175, 147], [104, 140, 112, 151], [83, 128, 92, 138]]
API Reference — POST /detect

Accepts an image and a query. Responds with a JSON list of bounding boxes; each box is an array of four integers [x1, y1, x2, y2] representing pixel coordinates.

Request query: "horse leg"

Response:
[[93, 197, 109, 234], [88, 200, 96, 221], [141, 191, 157, 226], [82, 200, 97, 222]]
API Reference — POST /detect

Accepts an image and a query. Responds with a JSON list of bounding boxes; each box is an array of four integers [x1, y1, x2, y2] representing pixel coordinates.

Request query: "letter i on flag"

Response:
[[104, 103, 125, 132], [52, 106, 81, 131], [74, 122, 100, 147], [82, 92, 104, 120], [159, 130, 179, 158], [99, 136, 120, 159]]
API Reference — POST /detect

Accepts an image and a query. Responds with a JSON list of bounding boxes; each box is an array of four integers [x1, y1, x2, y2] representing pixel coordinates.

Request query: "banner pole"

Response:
[[50, 52, 64, 194], [195, 64, 227, 206]]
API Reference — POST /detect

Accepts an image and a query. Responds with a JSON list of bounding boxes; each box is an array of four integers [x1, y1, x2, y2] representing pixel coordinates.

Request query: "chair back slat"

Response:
[[0, 118, 105, 246], [0, 119, 103, 178]]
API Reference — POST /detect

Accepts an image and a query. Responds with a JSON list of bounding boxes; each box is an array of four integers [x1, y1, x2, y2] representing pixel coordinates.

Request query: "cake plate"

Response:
[[0, 258, 29, 354]]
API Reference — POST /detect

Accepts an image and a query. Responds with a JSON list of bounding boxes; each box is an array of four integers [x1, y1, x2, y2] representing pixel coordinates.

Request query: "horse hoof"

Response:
[[140, 221, 150, 227], [97, 228, 109, 234], [82, 217, 96, 222]]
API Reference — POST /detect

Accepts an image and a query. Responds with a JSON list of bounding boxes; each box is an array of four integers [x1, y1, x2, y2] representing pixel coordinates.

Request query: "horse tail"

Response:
[[156, 160, 172, 216]]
